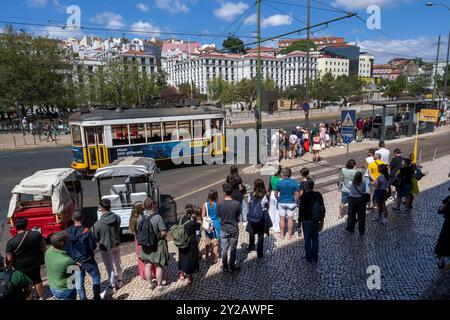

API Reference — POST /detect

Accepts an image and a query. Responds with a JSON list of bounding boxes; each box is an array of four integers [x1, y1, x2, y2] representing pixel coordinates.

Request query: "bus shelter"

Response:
[[369, 99, 440, 141]]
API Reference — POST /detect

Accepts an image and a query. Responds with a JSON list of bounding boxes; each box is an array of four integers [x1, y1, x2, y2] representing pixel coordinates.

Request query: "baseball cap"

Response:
[[296, 126, 300, 129]]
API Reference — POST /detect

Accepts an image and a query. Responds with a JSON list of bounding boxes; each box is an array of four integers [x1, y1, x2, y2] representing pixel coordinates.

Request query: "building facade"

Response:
[[358, 53, 374, 78], [316, 54, 350, 78]]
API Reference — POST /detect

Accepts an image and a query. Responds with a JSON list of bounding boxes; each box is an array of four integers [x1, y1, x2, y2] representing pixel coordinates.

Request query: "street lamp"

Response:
[[426, 2, 450, 10]]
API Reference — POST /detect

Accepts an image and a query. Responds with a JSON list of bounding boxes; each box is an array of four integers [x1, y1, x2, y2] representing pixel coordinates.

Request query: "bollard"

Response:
[[13, 135, 16, 147], [22, 134, 26, 145], [33, 134, 37, 145]]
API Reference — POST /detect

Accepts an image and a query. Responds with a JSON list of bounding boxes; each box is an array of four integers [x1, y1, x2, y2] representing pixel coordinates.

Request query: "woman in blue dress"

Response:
[[201, 190, 221, 264]]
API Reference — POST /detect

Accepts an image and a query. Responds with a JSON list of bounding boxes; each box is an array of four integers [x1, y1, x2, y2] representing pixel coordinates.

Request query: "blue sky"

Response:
[[0, 0, 449, 63]]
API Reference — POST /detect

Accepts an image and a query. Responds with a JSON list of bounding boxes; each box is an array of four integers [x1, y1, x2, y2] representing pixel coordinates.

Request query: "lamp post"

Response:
[[426, 2, 450, 107]]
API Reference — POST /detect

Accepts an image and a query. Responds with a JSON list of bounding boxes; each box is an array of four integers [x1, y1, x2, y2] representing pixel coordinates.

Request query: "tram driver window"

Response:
[[146, 123, 162, 142], [111, 125, 129, 146], [193, 120, 205, 138], [71, 125, 82, 146], [162, 122, 177, 141], [130, 124, 146, 144]]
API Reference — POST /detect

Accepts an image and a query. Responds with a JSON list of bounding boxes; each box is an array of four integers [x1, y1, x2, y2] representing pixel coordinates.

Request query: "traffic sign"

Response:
[[341, 110, 356, 144]]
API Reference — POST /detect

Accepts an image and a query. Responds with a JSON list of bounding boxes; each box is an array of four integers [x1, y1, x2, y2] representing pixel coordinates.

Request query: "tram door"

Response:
[[85, 126, 108, 171], [210, 119, 223, 155]]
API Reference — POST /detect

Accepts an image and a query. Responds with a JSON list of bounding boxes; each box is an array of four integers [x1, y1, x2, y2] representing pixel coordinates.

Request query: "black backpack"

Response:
[[0, 270, 18, 301], [137, 215, 158, 253], [311, 198, 325, 226]]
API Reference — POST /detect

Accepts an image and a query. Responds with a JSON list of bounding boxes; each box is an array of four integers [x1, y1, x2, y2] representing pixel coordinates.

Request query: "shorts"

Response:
[[341, 192, 350, 205], [278, 203, 297, 217], [24, 267, 42, 285], [373, 189, 388, 202], [397, 184, 412, 197]]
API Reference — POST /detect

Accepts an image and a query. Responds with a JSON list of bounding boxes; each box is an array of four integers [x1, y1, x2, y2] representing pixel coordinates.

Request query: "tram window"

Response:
[[86, 128, 96, 145], [162, 122, 177, 141], [193, 120, 205, 138], [210, 119, 223, 133], [111, 125, 129, 146], [146, 123, 162, 142], [71, 125, 82, 146], [177, 121, 192, 140], [129, 124, 146, 144]]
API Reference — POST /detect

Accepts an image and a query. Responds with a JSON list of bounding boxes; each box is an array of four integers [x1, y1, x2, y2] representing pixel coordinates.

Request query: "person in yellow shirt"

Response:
[[368, 153, 387, 182]]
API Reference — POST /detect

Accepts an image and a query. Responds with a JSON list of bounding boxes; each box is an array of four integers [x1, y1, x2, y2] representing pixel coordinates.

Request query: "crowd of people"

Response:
[[1, 146, 449, 301]]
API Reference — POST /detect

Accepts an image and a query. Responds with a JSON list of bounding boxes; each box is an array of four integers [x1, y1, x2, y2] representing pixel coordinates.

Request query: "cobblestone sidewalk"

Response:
[[42, 155, 450, 300]]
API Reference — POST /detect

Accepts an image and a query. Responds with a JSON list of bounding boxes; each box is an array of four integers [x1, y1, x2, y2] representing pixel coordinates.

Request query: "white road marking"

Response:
[[173, 179, 225, 201]]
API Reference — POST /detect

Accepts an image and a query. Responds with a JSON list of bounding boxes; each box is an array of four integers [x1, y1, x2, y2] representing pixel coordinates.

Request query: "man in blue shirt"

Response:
[[275, 167, 300, 240]]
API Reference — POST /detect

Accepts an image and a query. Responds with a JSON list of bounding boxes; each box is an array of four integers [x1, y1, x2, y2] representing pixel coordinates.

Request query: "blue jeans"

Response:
[[75, 261, 101, 300], [241, 200, 248, 223], [364, 176, 370, 193], [302, 221, 319, 262], [220, 230, 239, 270], [50, 288, 77, 300]]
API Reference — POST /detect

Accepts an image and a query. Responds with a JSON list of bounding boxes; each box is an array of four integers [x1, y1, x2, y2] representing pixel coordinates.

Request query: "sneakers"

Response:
[[392, 206, 400, 212], [115, 279, 123, 289], [381, 217, 388, 225], [100, 286, 115, 299], [371, 216, 380, 222]]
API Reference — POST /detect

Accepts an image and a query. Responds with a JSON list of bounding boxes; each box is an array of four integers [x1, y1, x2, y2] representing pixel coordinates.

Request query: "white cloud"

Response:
[[131, 20, 161, 36], [332, 0, 413, 10], [262, 14, 293, 28], [155, 0, 190, 14], [355, 36, 444, 63], [90, 12, 125, 29], [137, 3, 150, 12], [214, 2, 249, 21], [53, 0, 66, 13], [26, 0, 47, 7], [244, 13, 257, 25]]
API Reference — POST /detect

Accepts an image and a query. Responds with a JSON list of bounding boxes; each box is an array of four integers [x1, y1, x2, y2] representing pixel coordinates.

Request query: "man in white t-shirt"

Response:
[[376, 141, 390, 163]]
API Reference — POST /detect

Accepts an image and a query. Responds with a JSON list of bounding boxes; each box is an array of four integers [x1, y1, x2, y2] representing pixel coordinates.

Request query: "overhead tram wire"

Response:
[[0, 20, 257, 39], [262, 1, 325, 41], [217, 12, 357, 53], [211, 1, 257, 44], [231, 4, 257, 38], [309, 0, 433, 57], [264, 0, 343, 13]]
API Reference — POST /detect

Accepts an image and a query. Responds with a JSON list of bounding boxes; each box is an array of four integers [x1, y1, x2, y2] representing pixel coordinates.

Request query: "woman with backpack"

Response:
[[137, 198, 168, 291], [177, 205, 201, 284], [201, 190, 221, 264], [246, 179, 269, 258], [346, 172, 368, 236], [226, 165, 248, 225]]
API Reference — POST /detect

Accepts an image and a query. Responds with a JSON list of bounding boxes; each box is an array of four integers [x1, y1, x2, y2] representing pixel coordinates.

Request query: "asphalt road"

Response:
[[1, 116, 449, 256]]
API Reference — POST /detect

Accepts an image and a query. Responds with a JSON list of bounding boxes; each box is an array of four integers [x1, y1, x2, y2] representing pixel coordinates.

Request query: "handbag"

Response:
[[202, 202, 214, 233], [355, 184, 371, 203]]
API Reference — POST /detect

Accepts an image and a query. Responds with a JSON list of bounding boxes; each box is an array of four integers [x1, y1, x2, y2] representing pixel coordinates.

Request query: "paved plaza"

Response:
[[36, 154, 450, 300]]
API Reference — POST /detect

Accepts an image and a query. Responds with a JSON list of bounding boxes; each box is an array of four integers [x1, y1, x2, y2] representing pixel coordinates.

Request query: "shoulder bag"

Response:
[[354, 184, 371, 203], [202, 202, 214, 233]]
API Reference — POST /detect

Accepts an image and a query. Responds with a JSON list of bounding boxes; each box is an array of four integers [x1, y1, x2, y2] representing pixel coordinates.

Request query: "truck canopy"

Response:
[[93, 157, 157, 180], [8, 168, 78, 218]]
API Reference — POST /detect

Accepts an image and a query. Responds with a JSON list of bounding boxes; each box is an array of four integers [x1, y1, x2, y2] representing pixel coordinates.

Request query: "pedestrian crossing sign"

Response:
[[341, 110, 356, 128]]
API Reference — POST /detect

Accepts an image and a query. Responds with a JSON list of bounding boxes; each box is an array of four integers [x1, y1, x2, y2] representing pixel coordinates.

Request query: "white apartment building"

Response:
[[165, 50, 317, 94], [359, 53, 374, 78], [316, 54, 349, 78]]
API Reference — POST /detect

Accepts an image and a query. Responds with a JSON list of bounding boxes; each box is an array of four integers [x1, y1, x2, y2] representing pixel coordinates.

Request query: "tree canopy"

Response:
[[222, 36, 246, 54], [279, 40, 317, 55]]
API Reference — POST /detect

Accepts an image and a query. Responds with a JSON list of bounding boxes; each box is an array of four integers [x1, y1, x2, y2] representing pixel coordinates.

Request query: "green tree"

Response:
[[334, 75, 363, 104], [310, 72, 339, 106], [262, 77, 277, 92], [281, 84, 305, 110], [279, 40, 317, 55], [234, 78, 256, 110], [222, 36, 246, 54]]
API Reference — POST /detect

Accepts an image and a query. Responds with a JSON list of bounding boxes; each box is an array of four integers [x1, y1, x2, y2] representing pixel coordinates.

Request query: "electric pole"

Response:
[[444, 29, 450, 104], [305, 0, 311, 133], [256, 0, 262, 165], [432, 35, 441, 101]]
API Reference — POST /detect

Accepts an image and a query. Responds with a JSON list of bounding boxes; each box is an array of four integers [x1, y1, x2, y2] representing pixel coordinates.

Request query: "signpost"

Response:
[[341, 109, 356, 160]]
